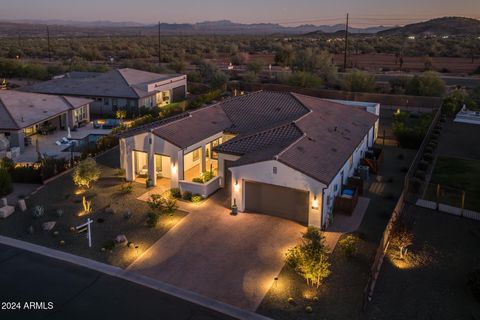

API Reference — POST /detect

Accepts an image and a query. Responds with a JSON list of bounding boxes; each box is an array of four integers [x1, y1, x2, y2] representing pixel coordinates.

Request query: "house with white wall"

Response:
[[21, 68, 187, 116], [119, 91, 379, 228]]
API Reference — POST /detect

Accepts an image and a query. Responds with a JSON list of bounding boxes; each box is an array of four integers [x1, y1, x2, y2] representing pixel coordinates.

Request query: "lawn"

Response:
[[0, 148, 187, 268], [425, 156, 480, 211], [365, 207, 480, 319], [257, 146, 417, 319]]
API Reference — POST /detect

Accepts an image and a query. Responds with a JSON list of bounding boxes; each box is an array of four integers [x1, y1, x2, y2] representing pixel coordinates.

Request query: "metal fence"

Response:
[[362, 105, 443, 310]]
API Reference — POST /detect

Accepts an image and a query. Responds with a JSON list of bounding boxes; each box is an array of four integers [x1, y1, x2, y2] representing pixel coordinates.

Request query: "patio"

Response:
[[16, 123, 111, 163]]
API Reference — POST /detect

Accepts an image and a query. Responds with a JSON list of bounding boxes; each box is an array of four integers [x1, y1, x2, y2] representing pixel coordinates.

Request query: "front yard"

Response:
[[0, 148, 187, 268], [257, 146, 417, 319]]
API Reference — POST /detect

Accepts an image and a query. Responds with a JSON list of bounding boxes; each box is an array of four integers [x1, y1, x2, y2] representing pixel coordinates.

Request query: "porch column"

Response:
[[200, 145, 206, 173], [148, 132, 157, 186], [177, 150, 184, 181], [125, 146, 135, 182]]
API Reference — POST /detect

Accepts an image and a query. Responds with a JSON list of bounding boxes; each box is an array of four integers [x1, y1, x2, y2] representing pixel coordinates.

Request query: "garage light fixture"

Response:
[[312, 195, 319, 209], [171, 163, 177, 174], [234, 180, 240, 192]]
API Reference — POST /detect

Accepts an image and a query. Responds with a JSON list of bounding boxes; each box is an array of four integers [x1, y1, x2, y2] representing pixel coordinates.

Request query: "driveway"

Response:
[[128, 190, 305, 311]]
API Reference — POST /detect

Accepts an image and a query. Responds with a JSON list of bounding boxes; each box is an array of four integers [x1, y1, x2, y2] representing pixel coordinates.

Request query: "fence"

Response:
[[362, 104, 443, 310]]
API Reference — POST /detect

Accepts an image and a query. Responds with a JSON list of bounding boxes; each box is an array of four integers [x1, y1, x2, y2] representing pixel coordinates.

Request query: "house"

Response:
[[119, 91, 379, 228], [0, 90, 92, 152], [20, 68, 187, 116]]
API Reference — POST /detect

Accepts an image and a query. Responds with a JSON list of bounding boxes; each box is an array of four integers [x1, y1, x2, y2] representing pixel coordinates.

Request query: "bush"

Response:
[[146, 211, 160, 228], [0, 167, 12, 196], [425, 146, 434, 154], [342, 70, 376, 93], [428, 141, 437, 149], [31, 205, 45, 218], [119, 182, 133, 194], [467, 270, 480, 302], [415, 170, 426, 181], [338, 235, 358, 257], [72, 157, 101, 189], [409, 177, 422, 193], [191, 194, 203, 203], [10, 165, 42, 183], [182, 191, 192, 201], [170, 188, 181, 199], [286, 227, 331, 288], [192, 177, 204, 183]]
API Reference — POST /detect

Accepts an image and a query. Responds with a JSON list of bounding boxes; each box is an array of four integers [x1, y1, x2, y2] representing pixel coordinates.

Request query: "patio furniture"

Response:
[[139, 165, 148, 176], [360, 147, 384, 175], [333, 185, 359, 216], [93, 120, 101, 129]]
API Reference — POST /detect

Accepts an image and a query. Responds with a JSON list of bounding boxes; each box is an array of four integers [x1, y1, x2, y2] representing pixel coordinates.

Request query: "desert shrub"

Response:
[[192, 177, 204, 183], [40, 157, 68, 180], [428, 141, 437, 149], [170, 188, 181, 199], [163, 195, 178, 213], [119, 182, 133, 194], [115, 168, 126, 177], [286, 227, 331, 287], [338, 235, 358, 257], [390, 220, 414, 259], [409, 177, 422, 193], [0, 167, 12, 196], [202, 170, 214, 183], [146, 194, 164, 212], [425, 146, 434, 154], [191, 194, 203, 203], [31, 205, 45, 218], [467, 270, 480, 302], [415, 170, 426, 181], [146, 211, 160, 228], [72, 157, 101, 189], [103, 240, 116, 251], [182, 191, 192, 201]]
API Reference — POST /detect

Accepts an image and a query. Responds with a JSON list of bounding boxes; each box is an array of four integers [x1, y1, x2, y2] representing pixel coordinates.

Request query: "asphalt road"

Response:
[[0, 244, 234, 320]]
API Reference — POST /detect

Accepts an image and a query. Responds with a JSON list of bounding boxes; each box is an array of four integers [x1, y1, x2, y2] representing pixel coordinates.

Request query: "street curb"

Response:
[[0, 235, 271, 320]]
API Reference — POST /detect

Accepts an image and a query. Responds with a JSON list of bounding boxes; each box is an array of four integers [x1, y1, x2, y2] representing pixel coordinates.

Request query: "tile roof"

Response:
[[221, 91, 309, 133], [21, 68, 183, 99], [0, 90, 92, 130], [152, 104, 232, 148], [129, 91, 378, 186]]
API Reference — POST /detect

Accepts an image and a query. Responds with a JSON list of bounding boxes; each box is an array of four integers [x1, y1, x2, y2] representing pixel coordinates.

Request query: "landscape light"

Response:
[[312, 195, 319, 209]]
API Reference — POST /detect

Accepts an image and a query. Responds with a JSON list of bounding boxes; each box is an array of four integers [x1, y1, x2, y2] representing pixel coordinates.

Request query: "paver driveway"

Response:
[[128, 190, 305, 311]]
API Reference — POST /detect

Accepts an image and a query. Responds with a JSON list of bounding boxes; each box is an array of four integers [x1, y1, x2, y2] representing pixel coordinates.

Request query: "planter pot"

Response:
[[231, 205, 238, 216]]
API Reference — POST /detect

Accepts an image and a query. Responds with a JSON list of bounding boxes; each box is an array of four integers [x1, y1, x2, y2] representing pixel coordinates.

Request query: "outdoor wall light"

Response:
[[312, 195, 319, 209], [234, 180, 240, 192], [171, 163, 177, 174]]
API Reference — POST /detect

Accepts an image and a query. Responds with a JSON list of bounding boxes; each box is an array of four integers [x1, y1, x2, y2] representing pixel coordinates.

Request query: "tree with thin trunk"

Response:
[[390, 223, 414, 259]]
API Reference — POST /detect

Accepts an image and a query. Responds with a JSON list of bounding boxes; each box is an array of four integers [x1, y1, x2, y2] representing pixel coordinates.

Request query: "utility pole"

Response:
[[46, 25, 52, 61], [158, 21, 161, 66], [343, 13, 349, 71]]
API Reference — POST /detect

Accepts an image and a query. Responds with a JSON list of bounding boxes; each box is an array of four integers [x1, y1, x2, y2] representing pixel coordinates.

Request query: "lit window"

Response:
[[192, 148, 200, 162]]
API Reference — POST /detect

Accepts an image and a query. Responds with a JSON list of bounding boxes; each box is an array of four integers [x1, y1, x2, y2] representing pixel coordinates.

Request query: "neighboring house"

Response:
[[119, 91, 379, 228], [0, 90, 92, 152], [20, 68, 187, 116]]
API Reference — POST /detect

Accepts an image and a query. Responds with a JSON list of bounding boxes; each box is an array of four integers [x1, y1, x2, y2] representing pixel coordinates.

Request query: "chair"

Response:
[[139, 165, 148, 176]]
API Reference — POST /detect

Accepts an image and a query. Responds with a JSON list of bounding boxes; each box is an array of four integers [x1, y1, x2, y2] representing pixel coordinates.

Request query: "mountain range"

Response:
[[0, 17, 479, 37]]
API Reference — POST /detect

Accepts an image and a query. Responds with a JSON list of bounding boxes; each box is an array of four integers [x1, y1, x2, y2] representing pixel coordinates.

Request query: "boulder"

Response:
[[42, 221, 56, 231], [115, 234, 128, 244], [0, 205, 14, 219], [18, 199, 27, 212]]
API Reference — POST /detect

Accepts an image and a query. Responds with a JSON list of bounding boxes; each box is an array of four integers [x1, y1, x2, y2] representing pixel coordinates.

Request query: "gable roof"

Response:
[[0, 90, 92, 130], [20, 68, 184, 99]]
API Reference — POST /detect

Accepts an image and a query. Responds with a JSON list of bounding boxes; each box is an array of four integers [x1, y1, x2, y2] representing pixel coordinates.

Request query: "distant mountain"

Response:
[[7, 19, 145, 28], [378, 17, 480, 36]]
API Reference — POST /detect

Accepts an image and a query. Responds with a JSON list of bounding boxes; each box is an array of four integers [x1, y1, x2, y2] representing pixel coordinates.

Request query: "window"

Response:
[[192, 148, 200, 162], [210, 138, 220, 160], [334, 184, 338, 192], [112, 98, 118, 107], [273, 166, 277, 174], [103, 98, 109, 105]]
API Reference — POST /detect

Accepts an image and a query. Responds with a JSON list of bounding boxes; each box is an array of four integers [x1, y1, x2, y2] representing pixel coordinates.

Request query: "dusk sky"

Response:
[[1, 0, 479, 26]]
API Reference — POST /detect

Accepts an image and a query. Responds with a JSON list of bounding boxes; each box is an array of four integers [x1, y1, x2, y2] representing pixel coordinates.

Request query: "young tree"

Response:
[[342, 70, 376, 93], [390, 222, 414, 259], [246, 60, 264, 75], [0, 167, 12, 196], [286, 227, 331, 288], [72, 157, 101, 189]]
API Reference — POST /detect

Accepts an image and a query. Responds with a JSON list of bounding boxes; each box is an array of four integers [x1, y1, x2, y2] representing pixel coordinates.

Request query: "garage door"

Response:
[[244, 181, 309, 225]]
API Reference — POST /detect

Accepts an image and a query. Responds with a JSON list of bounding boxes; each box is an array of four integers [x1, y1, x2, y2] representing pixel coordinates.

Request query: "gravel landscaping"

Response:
[[0, 148, 187, 268]]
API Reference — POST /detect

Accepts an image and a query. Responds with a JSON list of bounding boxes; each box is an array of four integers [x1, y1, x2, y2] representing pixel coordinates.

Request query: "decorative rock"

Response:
[[0, 205, 15, 218], [18, 199, 27, 212], [42, 221, 56, 231], [115, 234, 128, 244]]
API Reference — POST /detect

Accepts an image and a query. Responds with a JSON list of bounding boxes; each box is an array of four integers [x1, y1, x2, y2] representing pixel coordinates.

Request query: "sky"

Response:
[[0, 0, 479, 26]]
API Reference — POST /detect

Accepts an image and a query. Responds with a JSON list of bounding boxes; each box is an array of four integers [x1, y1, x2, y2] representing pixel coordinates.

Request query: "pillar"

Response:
[[148, 132, 157, 186], [200, 145, 206, 173]]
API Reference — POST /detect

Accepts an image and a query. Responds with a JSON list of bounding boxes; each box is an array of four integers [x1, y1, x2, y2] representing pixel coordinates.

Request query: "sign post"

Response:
[[76, 218, 93, 248]]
